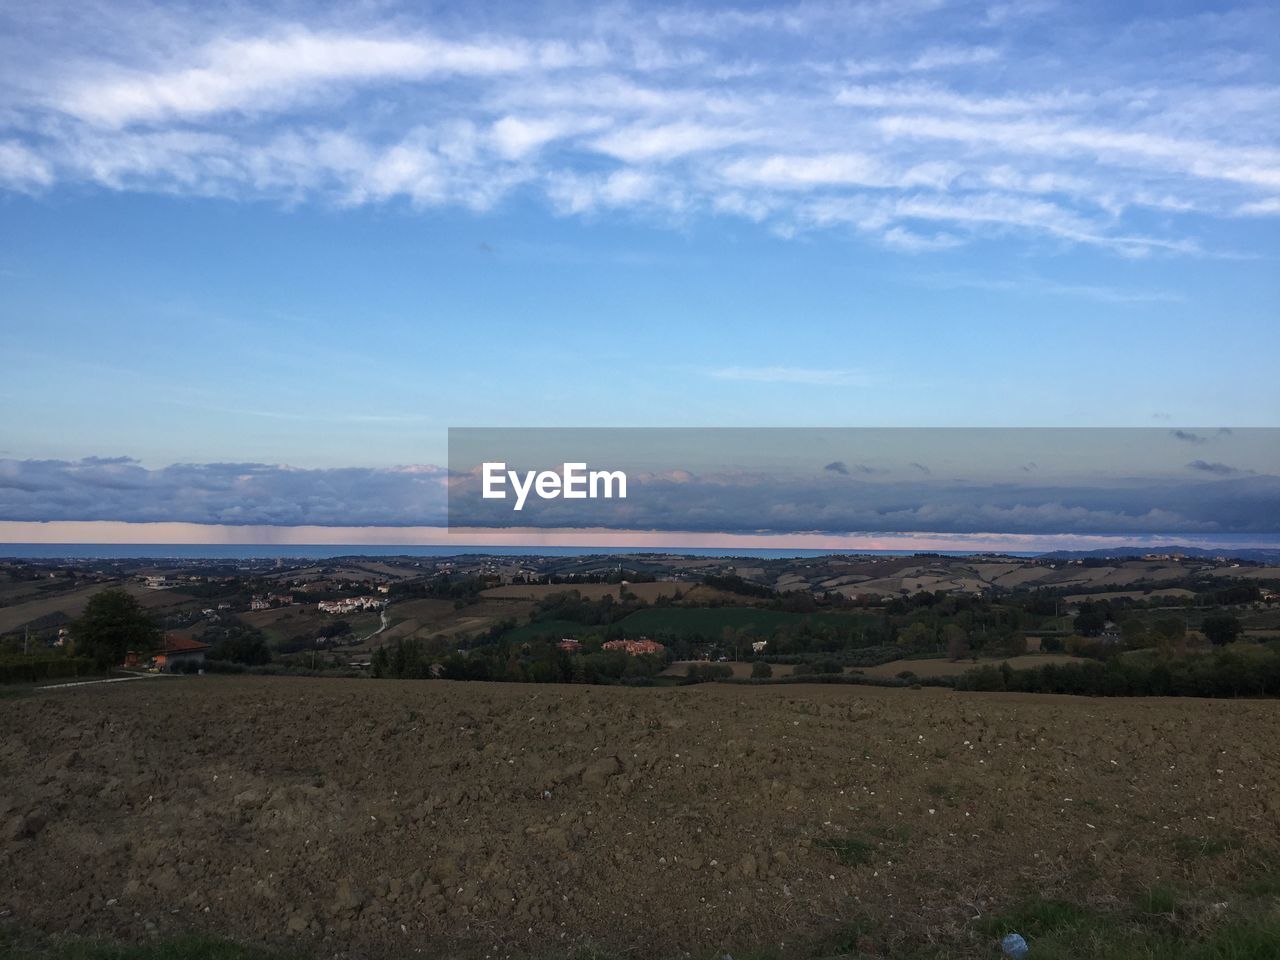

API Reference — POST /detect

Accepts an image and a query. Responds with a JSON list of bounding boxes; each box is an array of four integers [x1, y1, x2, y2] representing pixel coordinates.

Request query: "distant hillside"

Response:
[[1036, 545, 1280, 563]]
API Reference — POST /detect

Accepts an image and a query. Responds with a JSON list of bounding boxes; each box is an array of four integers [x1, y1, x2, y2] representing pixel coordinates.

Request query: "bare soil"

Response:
[[2, 678, 1277, 958]]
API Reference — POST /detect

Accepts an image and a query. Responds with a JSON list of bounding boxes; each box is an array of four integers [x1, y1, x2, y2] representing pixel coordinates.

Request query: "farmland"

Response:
[[616, 605, 878, 639], [2, 676, 1277, 959]]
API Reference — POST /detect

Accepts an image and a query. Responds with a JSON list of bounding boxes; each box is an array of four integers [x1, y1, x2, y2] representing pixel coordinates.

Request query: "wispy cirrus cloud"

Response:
[[55, 29, 597, 127], [1, 0, 1277, 257]]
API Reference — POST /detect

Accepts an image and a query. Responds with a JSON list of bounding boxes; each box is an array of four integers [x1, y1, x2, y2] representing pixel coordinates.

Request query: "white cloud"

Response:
[[909, 45, 1001, 71], [879, 114, 1280, 190], [836, 83, 1078, 115], [58, 29, 549, 127], [547, 169, 666, 214], [723, 153, 956, 190], [881, 226, 962, 251], [1237, 197, 1280, 215], [0, 140, 53, 189], [1, 2, 1277, 258], [489, 115, 602, 159], [591, 121, 755, 162]]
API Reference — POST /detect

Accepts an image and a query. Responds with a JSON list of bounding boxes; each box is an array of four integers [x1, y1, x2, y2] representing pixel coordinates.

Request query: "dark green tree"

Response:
[[1074, 602, 1107, 637], [1201, 613, 1243, 647], [71, 589, 162, 669]]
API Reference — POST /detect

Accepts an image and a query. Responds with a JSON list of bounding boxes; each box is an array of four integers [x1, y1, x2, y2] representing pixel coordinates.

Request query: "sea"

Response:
[[0, 544, 1044, 561]]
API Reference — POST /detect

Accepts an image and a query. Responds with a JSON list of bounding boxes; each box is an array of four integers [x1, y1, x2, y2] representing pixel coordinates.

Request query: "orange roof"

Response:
[[164, 633, 211, 653]]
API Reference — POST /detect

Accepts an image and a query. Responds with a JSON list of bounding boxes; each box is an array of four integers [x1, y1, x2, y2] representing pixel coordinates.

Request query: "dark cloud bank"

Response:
[[3, 456, 1279, 536]]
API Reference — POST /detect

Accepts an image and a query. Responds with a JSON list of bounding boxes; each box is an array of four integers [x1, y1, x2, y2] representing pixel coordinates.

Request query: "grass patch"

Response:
[[1135, 884, 1180, 916], [1173, 830, 1244, 861], [809, 916, 877, 957], [813, 824, 908, 868], [814, 836, 876, 866], [1240, 862, 1280, 898], [975, 896, 1280, 960], [975, 899, 1090, 940], [865, 824, 911, 843]]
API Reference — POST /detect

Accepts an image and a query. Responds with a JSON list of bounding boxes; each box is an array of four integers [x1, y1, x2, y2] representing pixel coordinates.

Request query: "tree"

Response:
[[897, 621, 932, 651], [1120, 618, 1148, 649], [944, 624, 969, 661], [751, 660, 773, 679], [1201, 613, 1242, 647], [207, 626, 271, 665], [71, 589, 162, 669], [1074, 602, 1107, 637]]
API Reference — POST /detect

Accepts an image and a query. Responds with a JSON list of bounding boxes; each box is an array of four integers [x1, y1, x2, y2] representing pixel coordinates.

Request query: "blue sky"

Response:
[[0, 0, 1277, 540]]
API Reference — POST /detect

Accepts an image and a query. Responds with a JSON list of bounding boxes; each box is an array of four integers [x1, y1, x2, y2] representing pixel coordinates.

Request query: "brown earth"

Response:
[[2, 678, 1278, 959]]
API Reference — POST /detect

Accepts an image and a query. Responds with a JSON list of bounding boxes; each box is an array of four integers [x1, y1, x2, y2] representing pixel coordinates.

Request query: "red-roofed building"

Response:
[[154, 633, 211, 672], [557, 638, 583, 653], [601, 638, 666, 656]]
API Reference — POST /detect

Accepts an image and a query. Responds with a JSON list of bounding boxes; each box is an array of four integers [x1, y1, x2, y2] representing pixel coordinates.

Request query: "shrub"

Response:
[[751, 660, 773, 679], [0, 655, 96, 684], [685, 662, 733, 683], [794, 659, 843, 676]]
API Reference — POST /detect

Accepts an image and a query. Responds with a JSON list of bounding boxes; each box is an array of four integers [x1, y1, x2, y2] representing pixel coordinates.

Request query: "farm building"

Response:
[[154, 634, 211, 672]]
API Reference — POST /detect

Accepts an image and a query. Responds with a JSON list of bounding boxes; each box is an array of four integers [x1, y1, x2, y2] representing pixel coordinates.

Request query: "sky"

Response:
[[0, 0, 1277, 545]]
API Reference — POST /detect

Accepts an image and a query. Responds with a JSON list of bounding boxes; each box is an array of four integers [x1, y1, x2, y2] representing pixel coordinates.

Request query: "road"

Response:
[[37, 671, 165, 691], [355, 604, 391, 644]]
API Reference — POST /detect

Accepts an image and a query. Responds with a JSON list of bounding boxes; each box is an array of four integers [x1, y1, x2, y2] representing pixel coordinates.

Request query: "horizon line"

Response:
[[1, 521, 1276, 554]]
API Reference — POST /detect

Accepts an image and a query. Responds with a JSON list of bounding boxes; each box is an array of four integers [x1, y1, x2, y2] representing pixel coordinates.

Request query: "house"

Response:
[[318, 596, 382, 614], [751, 640, 768, 654], [601, 638, 666, 656], [153, 634, 211, 672], [557, 638, 583, 653]]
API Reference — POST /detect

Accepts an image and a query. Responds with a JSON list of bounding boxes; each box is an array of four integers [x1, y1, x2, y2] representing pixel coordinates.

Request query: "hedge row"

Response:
[[763, 645, 905, 668], [0, 656, 97, 684]]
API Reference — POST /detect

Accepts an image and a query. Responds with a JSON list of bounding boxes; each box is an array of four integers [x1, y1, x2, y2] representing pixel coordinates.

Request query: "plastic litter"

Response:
[[1001, 932, 1029, 958]]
